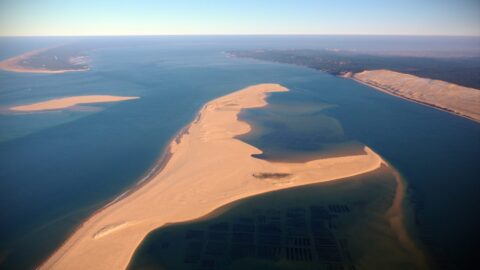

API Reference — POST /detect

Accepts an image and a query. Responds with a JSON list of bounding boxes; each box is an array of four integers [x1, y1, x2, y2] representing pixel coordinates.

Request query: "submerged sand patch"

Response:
[[39, 84, 419, 270], [128, 166, 425, 270], [9, 95, 139, 112]]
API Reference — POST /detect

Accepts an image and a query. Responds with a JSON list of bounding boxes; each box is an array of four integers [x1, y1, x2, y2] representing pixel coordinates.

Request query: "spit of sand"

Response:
[[0, 48, 88, 74], [9, 95, 140, 112], [39, 84, 415, 270]]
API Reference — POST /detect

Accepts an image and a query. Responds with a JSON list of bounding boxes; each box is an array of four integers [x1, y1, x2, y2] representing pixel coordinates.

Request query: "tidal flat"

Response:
[[129, 166, 424, 270]]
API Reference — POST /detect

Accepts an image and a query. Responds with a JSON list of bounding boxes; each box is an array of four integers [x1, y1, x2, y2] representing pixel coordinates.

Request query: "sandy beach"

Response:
[[9, 95, 139, 112], [351, 70, 480, 123], [39, 84, 414, 269]]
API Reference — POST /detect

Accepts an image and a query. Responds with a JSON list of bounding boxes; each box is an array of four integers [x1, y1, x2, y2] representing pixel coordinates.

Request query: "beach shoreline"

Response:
[[348, 70, 480, 123], [39, 83, 417, 270]]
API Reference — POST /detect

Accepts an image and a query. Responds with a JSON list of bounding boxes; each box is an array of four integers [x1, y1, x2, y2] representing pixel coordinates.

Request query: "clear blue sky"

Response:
[[0, 0, 479, 36]]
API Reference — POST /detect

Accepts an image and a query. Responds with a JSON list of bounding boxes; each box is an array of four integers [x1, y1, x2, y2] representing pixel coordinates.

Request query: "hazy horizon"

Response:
[[1, 34, 480, 37], [1, 0, 479, 36]]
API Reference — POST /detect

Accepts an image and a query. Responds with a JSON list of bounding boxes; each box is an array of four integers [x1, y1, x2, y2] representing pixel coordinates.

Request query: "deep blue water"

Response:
[[0, 36, 479, 269]]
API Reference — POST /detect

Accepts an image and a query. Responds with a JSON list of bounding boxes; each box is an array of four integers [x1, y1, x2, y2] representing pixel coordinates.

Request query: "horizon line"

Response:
[[1, 33, 479, 38]]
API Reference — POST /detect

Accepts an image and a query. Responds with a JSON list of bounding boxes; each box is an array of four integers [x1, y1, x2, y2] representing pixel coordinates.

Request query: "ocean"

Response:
[[0, 36, 479, 269]]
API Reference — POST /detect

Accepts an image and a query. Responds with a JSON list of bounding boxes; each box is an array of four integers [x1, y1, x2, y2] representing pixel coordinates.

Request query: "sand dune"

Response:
[[352, 70, 480, 122], [10, 95, 139, 112], [40, 84, 394, 270]]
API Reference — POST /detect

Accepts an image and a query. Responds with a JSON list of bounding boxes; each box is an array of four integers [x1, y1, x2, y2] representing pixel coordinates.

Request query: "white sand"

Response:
[[353, 69, 480, 122], [40, 84, 394, 270], [10, 95, 139, 112]]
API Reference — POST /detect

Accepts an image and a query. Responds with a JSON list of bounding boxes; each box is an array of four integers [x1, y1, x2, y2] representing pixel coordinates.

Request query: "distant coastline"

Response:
[[228, 50, 480, 123], [227, 49, 480, 89], [0, 46, 90, 74]]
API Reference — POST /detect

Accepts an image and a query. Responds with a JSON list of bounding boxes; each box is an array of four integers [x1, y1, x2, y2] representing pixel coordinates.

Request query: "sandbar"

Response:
[[39, 84, 416, 269], [9, 95, 140, 112], [351, 70, 480, 123], [386, 164, 428, 268]]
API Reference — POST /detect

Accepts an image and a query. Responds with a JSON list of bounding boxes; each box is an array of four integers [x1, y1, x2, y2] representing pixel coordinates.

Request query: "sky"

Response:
[[0, 0, 479, 36]]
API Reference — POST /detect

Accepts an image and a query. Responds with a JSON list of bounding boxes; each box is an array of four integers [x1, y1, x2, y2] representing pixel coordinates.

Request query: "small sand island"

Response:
[[10, 95, 139, 112], [40, 84, 423, 269], [351, 70, 480, 122], [0, 46, 89, 74]]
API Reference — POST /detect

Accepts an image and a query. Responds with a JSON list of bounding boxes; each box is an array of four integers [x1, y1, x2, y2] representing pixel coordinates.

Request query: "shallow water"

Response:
[[0, 36, 479, 269], [129, 168, 411, 270]]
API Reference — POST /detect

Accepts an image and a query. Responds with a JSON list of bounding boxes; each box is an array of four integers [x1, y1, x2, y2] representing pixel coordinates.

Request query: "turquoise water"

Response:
[[0, 37, 479, 269]]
